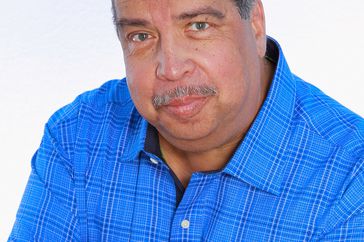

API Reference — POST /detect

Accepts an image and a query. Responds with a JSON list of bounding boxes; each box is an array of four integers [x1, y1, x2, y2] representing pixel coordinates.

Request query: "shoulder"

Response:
[[291, 76, 364, 236], [44, 79, 135, 160], [47, 79, 131, 127], [293, 75, 364, 160]]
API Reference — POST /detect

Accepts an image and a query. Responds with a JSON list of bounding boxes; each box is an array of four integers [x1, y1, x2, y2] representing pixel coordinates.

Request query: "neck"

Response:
[[159, 133, 241, 187]]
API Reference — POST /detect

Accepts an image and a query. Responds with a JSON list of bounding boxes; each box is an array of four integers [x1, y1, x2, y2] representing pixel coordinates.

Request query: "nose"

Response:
[[156, 38, 195, 81]]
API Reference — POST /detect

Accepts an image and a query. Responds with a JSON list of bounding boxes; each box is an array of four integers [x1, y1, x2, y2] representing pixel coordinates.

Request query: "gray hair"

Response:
[[152, 85, 217, 109], [234, 0, 256, 20], [111, 0, 256, 25]]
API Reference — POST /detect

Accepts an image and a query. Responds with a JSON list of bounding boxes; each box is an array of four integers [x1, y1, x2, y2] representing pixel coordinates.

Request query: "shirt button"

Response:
[[181, 219, 190, 229], [149, 158, 158, 165]]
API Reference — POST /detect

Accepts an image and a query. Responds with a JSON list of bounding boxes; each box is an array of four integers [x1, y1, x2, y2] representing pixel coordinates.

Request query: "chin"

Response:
[[158, 122, 216, 144]]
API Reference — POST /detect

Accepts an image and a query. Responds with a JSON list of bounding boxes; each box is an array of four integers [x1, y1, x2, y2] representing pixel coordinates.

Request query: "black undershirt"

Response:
[[144, 125, 185, 207]]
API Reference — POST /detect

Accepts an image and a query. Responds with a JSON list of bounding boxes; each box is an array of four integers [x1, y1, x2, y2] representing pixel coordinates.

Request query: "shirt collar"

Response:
[[223, 37, 296, 196], [119, 106, 148, 161], [119, 104, 165, 161], [120, 37, 296, 196]]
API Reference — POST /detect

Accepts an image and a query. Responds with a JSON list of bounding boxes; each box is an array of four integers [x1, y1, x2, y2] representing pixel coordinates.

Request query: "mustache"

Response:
[[152, 85, 217, 109]]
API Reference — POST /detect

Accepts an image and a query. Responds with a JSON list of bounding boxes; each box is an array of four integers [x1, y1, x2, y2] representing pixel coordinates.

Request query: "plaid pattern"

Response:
[[9, 38, 364, 241]]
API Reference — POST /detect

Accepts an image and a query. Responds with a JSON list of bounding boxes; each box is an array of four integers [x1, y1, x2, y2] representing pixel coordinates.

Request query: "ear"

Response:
[[250, 0, 266, 58]]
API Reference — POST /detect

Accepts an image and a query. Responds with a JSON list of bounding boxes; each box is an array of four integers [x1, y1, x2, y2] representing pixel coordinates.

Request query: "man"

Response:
[[9, 0, 364, 241]]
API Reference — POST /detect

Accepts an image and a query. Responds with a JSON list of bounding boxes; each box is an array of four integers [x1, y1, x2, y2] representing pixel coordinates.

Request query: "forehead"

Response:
[[113, 0, 236, 20]]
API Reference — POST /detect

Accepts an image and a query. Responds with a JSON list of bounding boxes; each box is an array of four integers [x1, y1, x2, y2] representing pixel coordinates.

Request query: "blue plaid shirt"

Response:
[[10, 38, 364, 241]]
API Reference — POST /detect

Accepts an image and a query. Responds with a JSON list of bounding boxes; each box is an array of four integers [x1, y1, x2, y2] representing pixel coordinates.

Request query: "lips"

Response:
[[161, 96, 209, 119]]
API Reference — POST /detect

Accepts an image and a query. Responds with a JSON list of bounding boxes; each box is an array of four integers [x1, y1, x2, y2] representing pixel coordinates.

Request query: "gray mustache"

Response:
[[152, 86, 217, 108]]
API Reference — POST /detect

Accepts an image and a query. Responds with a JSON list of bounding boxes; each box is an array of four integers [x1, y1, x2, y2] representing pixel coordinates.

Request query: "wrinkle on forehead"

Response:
[[147, 0, 172, 25], [115, 0, 171, 19], [114, 0, 229, 21]]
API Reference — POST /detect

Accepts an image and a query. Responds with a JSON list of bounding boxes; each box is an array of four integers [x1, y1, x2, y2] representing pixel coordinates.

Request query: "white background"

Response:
[[1, 1, 363, 239]]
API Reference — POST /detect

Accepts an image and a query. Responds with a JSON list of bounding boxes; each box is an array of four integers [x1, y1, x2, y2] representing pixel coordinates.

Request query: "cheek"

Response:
[[125, 58, 154, 94], [198, 37, 246, 76], [201, 46, 247, 92], [127, 79, 152, 108], [201, 47, 254, 117], [125, 58, 158, 118]]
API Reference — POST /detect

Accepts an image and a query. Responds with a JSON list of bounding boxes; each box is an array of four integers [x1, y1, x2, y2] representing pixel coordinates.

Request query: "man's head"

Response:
[[112, 0, 271, 152]]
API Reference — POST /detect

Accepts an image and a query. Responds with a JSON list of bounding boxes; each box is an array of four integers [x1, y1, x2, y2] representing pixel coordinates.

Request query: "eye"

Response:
[[129, 32, 151, 42], [189, 22, 210, 31]]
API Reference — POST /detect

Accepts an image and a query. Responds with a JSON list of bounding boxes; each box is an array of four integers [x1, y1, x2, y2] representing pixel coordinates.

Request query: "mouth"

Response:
[[152, 85, 217, 120], [161, 96, 210, 120]]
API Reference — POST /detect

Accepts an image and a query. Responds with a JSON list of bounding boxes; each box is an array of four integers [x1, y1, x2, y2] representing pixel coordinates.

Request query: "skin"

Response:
[[114, 0, 274, 187]]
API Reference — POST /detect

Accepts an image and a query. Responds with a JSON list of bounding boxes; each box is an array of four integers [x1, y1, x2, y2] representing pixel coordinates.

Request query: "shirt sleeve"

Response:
[[317, 212, 364, 241], [316, 162, 364, 241], [8, 125, 80, 241]]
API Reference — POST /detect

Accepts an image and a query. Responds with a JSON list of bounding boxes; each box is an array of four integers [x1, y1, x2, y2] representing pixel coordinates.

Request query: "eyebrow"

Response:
[[114, 6, 225, 28], [115, 18, 151, 28], [176, 6, 226, 20]]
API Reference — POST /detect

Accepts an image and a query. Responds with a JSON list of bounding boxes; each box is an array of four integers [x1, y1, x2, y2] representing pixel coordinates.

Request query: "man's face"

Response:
[[114, 0, 267, 151]]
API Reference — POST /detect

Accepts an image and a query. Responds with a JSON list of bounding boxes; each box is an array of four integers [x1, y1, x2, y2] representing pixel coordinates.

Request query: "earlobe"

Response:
[[250, 0, 266, 57]]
